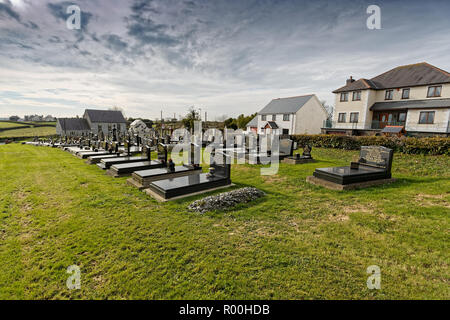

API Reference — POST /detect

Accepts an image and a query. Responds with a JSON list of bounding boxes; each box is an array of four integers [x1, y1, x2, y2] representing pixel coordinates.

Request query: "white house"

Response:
[[247, 94, 328, 135], [324, 62, 450, 137]]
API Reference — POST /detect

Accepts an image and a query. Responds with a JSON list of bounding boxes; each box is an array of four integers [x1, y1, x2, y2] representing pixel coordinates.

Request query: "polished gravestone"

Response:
[[145, 151, 232, 201], [105, 143, 167, 177], [247, 138, 294, 164], [307, 146, 395, 190], [127, 143, 202, 189], [76, 149, 110, 159], [97, 154, 149, 170], [283, 145, 316, 164], [85, 153, 122, 165], [97, 141, 150, 170]]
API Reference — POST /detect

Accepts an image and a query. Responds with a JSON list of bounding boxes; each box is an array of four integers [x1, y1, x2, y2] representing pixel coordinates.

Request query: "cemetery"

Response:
[[0, 128, 448, 300]]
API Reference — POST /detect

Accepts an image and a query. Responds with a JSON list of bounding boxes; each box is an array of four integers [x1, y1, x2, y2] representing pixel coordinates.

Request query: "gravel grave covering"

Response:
[[188, 187, 265, 213]]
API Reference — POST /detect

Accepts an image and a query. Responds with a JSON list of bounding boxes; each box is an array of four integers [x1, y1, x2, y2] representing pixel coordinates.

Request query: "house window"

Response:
[[282, 129, 289, 135], [349, 112, 359, 123], [272, 115, 276, 121], [98, 125, 102, 133], [283, 114, 290, 121], [340, 93, 348, 102], [338, 113, 346, 123], [352, 91, 361, 101], [261, 115, 266, 121], [427, 86, 442, 98], [402, 89, 410, 99], [385, 90, 394, 100], [117, 124, 121, 131], [108, 124, 111, 132], [399, 112, 407, 122], [419, 111, 435, 124]]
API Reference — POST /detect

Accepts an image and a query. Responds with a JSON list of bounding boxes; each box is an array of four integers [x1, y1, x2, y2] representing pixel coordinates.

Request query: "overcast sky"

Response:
[[1, 0, 450, 120]]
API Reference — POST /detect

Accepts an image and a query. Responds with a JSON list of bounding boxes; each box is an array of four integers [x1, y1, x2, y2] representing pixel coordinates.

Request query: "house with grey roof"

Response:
[[56, 109, 127, 137], [325, 62, 450, 137], [248, 94, 327, 135], [56, 118, 91, 136], [83, 109, 127, 136]]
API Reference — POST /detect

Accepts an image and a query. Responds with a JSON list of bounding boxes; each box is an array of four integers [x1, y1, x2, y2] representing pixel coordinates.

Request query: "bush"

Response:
[[291, 134, 450, 156]]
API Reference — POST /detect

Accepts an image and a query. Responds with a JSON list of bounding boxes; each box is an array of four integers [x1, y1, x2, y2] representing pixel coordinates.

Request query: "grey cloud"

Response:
[[126, 0, 179, 46], [102, 34, 128, 52], [0, 1, 21, 22], [0, 1, 40, 30]]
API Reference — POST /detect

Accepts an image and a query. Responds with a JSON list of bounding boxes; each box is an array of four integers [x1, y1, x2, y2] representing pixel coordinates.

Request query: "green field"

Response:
[[0, 122, 28, 129], [0, 144, 448, 299], [0, 126, 56, 138]]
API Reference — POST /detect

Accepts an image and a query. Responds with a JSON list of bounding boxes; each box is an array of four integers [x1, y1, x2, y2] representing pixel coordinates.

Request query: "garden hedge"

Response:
[[291, 134, 450, 155]]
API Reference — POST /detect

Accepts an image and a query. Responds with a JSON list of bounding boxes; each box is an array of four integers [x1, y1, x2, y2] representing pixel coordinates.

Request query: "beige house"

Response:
[[247, 94, 328, 135], [323, 63, 450, 137]]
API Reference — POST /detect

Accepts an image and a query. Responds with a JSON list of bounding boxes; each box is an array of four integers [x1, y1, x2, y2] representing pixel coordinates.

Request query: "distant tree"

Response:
[[224, 117, 237, 130], [182, 107, 201, 130], [239, 112, 257, 129], [321, 100, 334, 120], [9, 115, 20, 121]]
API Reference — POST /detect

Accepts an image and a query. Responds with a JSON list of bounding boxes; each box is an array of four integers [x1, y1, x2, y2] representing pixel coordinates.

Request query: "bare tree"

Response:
[[321, 100, 334, 120]]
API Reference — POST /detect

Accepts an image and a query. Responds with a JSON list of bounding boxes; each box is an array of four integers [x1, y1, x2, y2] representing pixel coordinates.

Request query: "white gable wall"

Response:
[[294, 95, 328, 134]]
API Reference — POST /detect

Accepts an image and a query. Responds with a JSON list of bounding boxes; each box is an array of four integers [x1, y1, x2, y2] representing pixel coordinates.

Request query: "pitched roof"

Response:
[[57, 118, 90, 131], [259, 95, 315, 114], [334, 63, 450, 93], [246, 116, 258, 127], [265, 121, 279, 129], [370, 98, 450, 111], [84, 109, 126, 123]]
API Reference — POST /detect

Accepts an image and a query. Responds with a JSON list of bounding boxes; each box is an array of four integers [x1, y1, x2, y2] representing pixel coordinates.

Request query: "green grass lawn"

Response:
[[0, 144, 448, 299], [0, 122, 28, 129], [0, 126, 56, 138]]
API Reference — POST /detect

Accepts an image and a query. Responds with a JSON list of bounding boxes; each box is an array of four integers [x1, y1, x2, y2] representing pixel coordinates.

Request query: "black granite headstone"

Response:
[[312, 146, 394, 185]]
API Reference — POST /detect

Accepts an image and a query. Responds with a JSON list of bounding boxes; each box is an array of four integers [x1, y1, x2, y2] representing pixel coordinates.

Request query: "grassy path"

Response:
[[0, 144, 448, 299]]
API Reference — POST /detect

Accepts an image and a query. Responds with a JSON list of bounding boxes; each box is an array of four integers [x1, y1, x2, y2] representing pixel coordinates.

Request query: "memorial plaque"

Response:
[[278, 139, 294, 157], [359, 146, 393, 173]]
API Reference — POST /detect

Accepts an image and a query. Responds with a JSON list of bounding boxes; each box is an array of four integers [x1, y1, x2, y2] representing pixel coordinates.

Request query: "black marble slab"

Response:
[[313, 165, 390, 185], [97, 156, 148, 170], [110, 160, 164, 174], [88, 154, 120, 161], [77, 151, 110, 159], [148, 173, 231, 200], [134, 165, 192, 178]]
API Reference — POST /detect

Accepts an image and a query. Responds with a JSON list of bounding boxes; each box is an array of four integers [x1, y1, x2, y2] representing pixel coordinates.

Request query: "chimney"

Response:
[[346, 76, 355, 85]]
